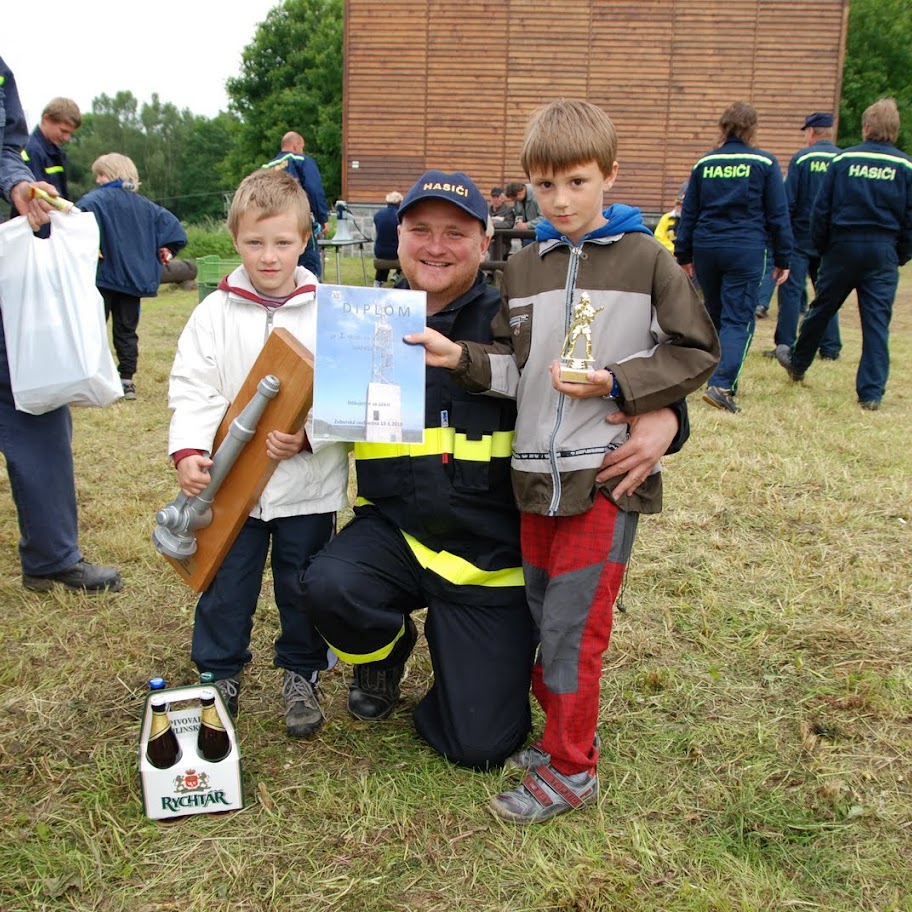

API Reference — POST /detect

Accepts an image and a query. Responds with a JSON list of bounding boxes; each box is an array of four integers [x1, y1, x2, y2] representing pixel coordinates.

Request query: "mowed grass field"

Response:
[[1, 258, 910, 912]]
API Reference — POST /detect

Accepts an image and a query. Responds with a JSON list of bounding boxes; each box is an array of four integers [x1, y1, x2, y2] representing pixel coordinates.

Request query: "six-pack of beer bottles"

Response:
[[145, 685, 231, 769]]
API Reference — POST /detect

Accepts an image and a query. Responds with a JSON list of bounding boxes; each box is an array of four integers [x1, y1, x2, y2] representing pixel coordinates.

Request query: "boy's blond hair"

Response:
[[862, 98, 900, 144], [718, 101, 758, 145], [520, 99, 617, 177], [42, 97, 82, 129], [92, 153, 141, 190], [227, 170, 312, 239]]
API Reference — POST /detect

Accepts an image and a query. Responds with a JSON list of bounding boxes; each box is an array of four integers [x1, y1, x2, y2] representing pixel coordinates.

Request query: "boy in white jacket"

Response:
[[168, 169, 349, 737]]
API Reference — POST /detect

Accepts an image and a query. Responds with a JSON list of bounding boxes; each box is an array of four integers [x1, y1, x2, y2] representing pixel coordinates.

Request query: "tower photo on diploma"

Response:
[[311, 285, 427, 443]]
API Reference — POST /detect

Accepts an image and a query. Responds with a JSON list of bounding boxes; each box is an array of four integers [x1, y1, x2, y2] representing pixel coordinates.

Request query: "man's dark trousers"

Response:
[[775, 248, 841, 356], [0, 319, 81, 575], [791, 239, 898, 402]]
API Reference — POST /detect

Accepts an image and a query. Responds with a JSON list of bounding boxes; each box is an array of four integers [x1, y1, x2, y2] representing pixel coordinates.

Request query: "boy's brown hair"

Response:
[[718, 101, 758, 144], [862, 98, 900, 144], [520, 99, 617, 177], [42, 97, 82, 129], [227, 170, 312, 239]]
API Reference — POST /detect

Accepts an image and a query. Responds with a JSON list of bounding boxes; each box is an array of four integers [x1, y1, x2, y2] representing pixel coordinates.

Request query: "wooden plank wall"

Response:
[[343, 0, 849, 212]]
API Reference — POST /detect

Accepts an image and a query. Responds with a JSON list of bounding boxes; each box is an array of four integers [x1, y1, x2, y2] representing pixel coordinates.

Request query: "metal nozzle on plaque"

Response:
[[152, 375, 281, 560]]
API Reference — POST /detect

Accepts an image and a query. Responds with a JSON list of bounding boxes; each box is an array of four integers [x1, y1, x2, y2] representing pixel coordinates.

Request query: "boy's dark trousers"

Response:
[[100, 288, 140, 380], [192, 513, 336, 680]]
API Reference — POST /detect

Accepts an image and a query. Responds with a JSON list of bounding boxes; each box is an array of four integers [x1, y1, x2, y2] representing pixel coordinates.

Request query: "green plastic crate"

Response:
[[196, 255, 241, 302]]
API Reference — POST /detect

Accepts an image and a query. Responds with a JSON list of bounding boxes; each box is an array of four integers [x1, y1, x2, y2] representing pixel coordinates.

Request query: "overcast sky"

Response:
[[5, 0, 281, 128]]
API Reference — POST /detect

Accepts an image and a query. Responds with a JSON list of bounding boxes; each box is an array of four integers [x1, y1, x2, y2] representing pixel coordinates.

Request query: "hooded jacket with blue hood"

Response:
[[453, 205, 719, 517]]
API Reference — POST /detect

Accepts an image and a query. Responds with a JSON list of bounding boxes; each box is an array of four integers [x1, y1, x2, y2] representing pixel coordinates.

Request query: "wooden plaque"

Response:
[[164, 327, 314, 592]]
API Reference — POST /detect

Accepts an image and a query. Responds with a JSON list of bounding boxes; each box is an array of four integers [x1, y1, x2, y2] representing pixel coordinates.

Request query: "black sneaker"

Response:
[[121, 380, 137, 400], [703, 386, 740, 413], [283, 670, 324, 738], [23, 559, 123, 593], [819, 353, 840, 362], [755, 305, 769, 319], [774, 346, 805, 382], [859, 399, 881, 411], [348, 617, 418, 721]]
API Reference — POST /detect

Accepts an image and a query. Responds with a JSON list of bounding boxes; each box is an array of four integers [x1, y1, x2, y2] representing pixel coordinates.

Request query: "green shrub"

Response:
[[180, 218, 236, 260]]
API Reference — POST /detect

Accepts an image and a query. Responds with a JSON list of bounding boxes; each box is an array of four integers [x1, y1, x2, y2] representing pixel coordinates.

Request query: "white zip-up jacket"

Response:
[[168, 265, 350, 521]]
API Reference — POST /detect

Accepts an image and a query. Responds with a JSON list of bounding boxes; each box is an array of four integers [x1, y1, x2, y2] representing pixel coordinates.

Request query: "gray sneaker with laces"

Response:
[[210, 676, 240, 717], [283, 670, 325, 738]]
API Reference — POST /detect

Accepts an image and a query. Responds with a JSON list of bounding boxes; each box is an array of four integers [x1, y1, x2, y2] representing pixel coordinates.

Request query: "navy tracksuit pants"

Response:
[[791, 239, 899, 402], [301, 510, 536, 770], [694, 245, 764, 392], [775, 248, 841, 355], [0, 318, 81, 575]]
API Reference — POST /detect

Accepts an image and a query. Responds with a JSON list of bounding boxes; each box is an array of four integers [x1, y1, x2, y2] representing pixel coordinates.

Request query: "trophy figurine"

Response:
[[559, 292, 604, 383]]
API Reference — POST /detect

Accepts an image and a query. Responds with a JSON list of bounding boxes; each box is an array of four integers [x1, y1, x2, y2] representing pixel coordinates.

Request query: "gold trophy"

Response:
[[559, 292, 604, 383]]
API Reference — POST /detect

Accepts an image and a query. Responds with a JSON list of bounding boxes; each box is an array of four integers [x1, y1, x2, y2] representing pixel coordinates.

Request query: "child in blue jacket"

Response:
[[76, 154, 187, 400]]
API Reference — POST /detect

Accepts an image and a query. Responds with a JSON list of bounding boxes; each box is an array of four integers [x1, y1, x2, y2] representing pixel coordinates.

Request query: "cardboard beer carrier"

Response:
[[138, 684, 243, 820]]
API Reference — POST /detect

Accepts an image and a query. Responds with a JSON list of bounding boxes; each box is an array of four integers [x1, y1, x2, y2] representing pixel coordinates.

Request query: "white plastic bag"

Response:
[[0, 210, 122, 415]]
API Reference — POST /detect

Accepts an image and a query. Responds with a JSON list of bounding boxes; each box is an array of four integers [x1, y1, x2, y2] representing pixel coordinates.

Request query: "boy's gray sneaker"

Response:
[[212, 677, 241, 717], [283, 670, 325, 738], [348, 616, 418, 721], [491, 763, 599, 824]]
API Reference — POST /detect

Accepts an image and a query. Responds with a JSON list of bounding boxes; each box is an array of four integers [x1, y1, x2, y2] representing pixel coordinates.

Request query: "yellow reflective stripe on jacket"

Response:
[[44, 165, 64, 175], [354, 426, 454, 460], [20, 149, 30, 162], [352, 499, 523, 588], [402, 529, 523, 588], [327, 618, 411, 664], [354, 429, 513, 462]]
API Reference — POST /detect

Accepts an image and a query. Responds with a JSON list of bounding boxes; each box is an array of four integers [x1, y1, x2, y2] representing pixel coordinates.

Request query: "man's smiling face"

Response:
[[397, 199, 490, 314]]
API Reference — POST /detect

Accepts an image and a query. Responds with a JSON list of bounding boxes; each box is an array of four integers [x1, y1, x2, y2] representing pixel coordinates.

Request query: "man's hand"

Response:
[[266, 428, 306, 461], [11, 181, 56, 231], [680, 262, 695, 280], [596, 407, 679, 500], [772, 266, 790, 287], [404, 328, 463, 369]]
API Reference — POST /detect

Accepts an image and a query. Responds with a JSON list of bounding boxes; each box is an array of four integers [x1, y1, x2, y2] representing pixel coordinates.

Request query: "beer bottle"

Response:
[[197, 689, 230, 762], [146, 696, 182, 769]]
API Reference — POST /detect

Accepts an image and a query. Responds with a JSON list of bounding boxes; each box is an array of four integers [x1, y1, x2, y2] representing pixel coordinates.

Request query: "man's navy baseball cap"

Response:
[[398, 170, 488, 227], [802, 112, 834, 129]]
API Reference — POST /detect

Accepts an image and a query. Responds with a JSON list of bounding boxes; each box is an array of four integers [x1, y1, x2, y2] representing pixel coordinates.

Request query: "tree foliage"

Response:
[[838, 0, 912, 149], [226, 0, 344, 201], [67, 93, 240, 223]]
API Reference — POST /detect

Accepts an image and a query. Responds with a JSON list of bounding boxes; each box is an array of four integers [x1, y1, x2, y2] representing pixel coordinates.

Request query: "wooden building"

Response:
[[342, 0, 850, 213]]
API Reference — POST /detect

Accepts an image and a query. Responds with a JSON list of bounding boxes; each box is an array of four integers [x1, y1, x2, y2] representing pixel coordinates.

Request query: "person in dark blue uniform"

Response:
[[777, 98, 912, 410], [0, 56, 121, 592], [675, 101, 793, 414], [768, 113, 842, 362], [18, 97, 80, 239], [372, 190, 401, 285], [262, 131, 329, 279]]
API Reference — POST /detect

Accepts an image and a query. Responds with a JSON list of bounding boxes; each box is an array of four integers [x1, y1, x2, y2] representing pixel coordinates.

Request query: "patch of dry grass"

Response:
[[1, 259, 910, 911]]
